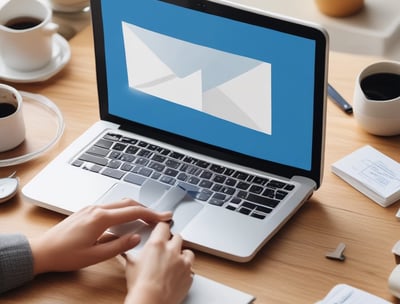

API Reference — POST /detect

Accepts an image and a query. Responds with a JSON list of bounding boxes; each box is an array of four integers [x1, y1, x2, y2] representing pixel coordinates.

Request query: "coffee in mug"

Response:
[[0, 84, 25, 152], [353, 61, 400, 136], [4, 16, 43, 30], [0, 102, 17, 118], [360, 73, 400, 101]]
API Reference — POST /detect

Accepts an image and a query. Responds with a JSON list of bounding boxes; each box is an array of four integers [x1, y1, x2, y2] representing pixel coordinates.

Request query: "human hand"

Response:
[[124, 222, 195, 304], [29, 199, 172, 275]]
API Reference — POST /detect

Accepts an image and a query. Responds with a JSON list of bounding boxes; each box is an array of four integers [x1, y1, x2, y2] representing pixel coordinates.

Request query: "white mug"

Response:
[[353, 61, 400, 136], [0, 84, 25, 152], [0, 0, 59, 71]]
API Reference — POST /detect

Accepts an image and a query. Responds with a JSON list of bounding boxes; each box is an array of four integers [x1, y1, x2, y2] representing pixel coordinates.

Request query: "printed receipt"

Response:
[[331, 145, 400, 207]]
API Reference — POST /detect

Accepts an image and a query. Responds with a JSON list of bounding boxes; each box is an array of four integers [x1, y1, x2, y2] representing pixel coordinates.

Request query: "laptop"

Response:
[[22, 0, 328, 262]]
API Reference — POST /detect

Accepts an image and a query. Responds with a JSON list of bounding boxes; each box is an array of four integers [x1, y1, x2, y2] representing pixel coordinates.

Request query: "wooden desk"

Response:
[[1, 25, 400, 304]]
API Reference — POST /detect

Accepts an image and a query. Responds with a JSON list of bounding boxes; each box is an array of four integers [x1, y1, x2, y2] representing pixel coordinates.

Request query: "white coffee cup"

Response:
[[0, 0, 59, 71], [353, 61, 400, 136], [0, 84, 25, 152]]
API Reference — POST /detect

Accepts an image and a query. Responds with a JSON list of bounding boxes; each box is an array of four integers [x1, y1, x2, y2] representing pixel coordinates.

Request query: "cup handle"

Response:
[[42, 22, 59, 35]]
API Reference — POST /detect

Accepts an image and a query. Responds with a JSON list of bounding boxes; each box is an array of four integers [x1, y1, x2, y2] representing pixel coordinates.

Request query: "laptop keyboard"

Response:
[[71, 132, 295, 220]]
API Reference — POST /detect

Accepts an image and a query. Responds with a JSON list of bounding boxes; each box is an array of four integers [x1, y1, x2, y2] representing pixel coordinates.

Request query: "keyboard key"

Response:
[[233, 171, 248, 180], [239, 207, 251, 215], [102, 168, 125, 179], [255, 205, 273, 214], [170, 152, 184, 159], [284, 184, 295, 191], [137, 149, 152, 157], [187, 176, 200, 185], [209, 198, 225, 206], [224, 168, 235, 176], [109, 151, 121, 159], [120, 154, 135, 162], [107, 159, 122, 169], [225, 178, 236, 186], [78, 153, 108, 166], [195, 160, 210, 168], [195, 189, 212, 201], [213, 175, 226, 183], [262, 188, 275, 198], [242, 202, 256, 210], [94, 138, 113, 149], [87, 146, 109, 157], [103, 133, 121, 141], [210, 164, 225, 173], [126, 146, 139, 154], [113, 143, 127, 151], [251, 212, 266, 220], [149, 161, 165, 172], [164, 168, 179, 177], [249, 185, 263, 194], [121, 163, 134, 171], [82, 163, 103, 173], [132, 166, 152, 177], [166, 159, 180, 169], [121, 137, 137, 145], [160, 175, 176, 185], [200, 171, 212, 179], [72, 159, 84, 167], [226, 205, 236, 211], [230, 197, 241, 205], [220, 186, 235, 195], [275, 190, 288, 200], [177, 172, 188, 181], [135, 157, 149, 166], [237, 181, 250, 190], [253, 176, 268, 185], [199, 180, 212, 189], [123, 173, 146, 185], [246, 193, 280, 208], [152, 154, 166, 163], [267, 180, 286, 189]]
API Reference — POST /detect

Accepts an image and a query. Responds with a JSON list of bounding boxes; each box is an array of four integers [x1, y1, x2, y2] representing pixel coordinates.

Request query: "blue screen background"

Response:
[[100, 0, 316, 171]]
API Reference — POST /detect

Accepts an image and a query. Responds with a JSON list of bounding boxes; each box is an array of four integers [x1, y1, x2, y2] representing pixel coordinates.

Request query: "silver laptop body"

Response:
[[23, 0, 328, 262]]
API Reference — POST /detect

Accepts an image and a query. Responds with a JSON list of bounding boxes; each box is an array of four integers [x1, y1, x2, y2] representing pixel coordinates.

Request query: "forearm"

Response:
[[0, 234, 34, 293]]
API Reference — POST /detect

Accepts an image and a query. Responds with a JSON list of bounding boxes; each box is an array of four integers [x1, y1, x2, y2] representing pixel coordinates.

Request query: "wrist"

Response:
[[29, 237, 48, 275], [125, 283, 164, 304]]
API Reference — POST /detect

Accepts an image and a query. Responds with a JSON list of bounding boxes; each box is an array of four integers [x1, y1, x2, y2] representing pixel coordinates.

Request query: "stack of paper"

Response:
[[317, 284, 391, 304], [331, 145, 400, 207]]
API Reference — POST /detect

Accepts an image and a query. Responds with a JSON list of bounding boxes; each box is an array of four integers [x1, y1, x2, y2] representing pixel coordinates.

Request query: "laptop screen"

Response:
[[91, 0, 327, 187]]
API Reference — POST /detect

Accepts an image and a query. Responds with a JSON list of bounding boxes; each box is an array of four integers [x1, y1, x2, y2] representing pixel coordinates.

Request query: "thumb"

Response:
[[95, 234, 141, 260]]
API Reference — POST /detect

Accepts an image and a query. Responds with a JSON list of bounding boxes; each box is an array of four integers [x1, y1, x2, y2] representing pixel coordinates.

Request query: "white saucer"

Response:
[[43, 0, 90, 13], [0, 34, 71, 83]]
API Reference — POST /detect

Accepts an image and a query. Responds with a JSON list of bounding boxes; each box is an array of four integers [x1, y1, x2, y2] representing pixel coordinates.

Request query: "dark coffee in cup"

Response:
[[360, 73, 400, 101], [4, 16, 42, 30], [0, 102, 17, 118]]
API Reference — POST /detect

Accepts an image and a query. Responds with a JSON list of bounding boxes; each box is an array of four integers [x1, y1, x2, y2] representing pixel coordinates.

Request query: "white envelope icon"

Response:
[[122, 22, 272, 135]]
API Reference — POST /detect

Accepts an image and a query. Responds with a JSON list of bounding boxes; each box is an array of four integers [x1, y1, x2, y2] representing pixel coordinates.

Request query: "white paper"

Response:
[[183, 274, 255, 304], [331, 145, 400, 207], [316, 284, 391, 304]]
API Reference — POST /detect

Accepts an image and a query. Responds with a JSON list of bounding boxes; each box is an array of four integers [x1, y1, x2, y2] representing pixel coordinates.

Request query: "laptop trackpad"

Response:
[[96, 181, 203, 235]]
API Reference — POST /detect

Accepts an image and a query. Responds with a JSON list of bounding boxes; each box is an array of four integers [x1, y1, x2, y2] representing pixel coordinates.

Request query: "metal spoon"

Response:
[[0, 172, 19, 204]]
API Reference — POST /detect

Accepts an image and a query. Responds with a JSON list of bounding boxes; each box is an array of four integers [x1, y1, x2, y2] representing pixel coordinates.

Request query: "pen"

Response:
[[328, 83, 353, 114]]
